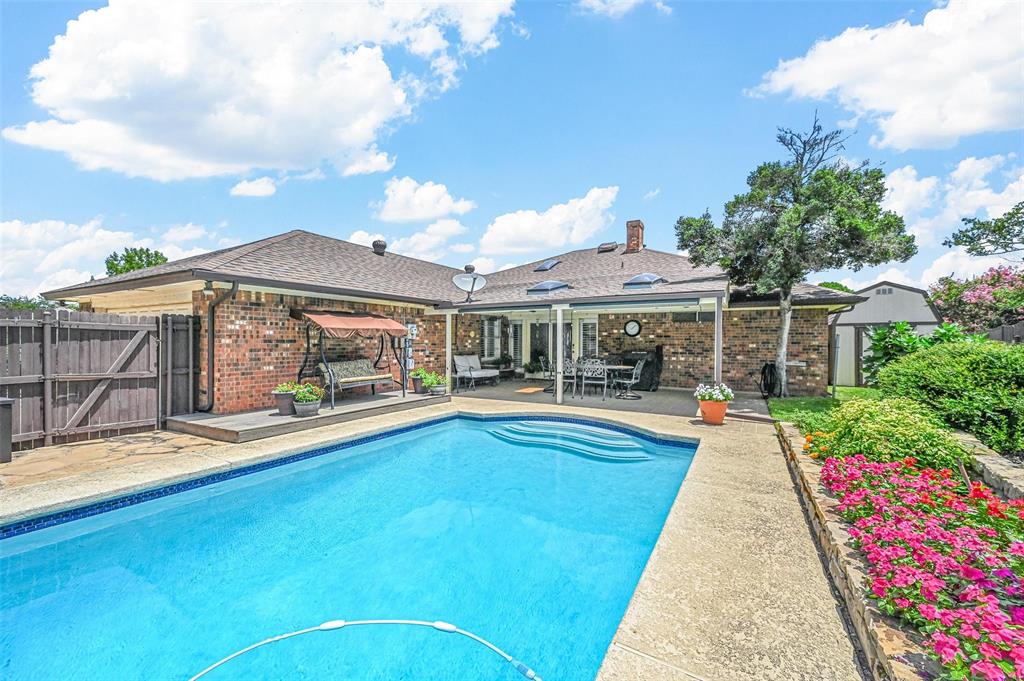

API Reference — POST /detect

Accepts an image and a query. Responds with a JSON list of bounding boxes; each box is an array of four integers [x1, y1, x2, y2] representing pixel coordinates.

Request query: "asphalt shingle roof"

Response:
[[44, 229, 860, 308]]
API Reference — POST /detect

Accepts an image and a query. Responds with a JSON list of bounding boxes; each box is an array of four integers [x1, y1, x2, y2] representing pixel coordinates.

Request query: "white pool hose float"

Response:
[[188, 618, 544, 681]]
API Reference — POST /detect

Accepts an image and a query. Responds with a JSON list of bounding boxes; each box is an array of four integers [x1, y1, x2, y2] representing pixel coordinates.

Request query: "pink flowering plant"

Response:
[[929, 266, 1024, 332], [821, 455, 1024, 680]]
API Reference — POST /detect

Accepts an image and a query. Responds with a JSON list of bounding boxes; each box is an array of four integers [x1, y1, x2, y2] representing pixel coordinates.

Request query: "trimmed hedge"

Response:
[[804, 398, 968, 471], [876, 342, 1024, 455]]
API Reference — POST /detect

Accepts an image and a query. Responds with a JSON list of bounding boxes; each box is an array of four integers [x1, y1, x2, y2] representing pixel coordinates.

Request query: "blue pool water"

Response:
[[1, 417, 695, 680]]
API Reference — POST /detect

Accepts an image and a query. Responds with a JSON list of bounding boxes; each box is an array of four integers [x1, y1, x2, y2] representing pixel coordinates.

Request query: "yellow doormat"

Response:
[[515, 387, 547, 394]]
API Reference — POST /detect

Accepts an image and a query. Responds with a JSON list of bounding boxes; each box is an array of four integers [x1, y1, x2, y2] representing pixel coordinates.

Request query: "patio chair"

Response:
[[561, 357, 578, 398], [452, 355, 500, 392], [579, 358, 608, 400], [613, 359, 646, 400]]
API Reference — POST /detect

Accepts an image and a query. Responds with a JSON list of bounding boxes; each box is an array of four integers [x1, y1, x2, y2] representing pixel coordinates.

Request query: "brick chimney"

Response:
[[624, 219, 645, 253]]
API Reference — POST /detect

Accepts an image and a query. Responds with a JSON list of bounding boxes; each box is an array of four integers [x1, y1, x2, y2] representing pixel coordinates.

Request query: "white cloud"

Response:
[[449, 242, 475, 254], [389, 218, 468, 261], [341, 147, 396, 177], [374, 176, 475, 222], [162, 223, 208, 242], [577, 0, 671, 18], [468, 257, 518, 274], [643, 187, 661, 201], [479, 186, 619, 255], [902, 155, 1023, 245], [2, 1, 515, 181], [750, 0, 1023, 149], [293, 168, 326, 181], [883, 166, 938, 217], [919, 248, 1010, 287], [347, 230, 386, 247], [229, 177, 277, 197], [0, 217, 215, 296]]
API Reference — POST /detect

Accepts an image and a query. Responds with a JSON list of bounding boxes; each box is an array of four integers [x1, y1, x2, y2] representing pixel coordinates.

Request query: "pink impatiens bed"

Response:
[[821, 456, 1024, 681]]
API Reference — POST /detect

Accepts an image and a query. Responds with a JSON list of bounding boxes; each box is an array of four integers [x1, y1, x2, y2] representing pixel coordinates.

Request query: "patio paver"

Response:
[[0, 397, 864, 681]]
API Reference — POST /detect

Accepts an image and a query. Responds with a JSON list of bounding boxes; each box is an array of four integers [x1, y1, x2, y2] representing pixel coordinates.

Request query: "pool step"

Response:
[[489, 429, 651, 463], [503, 422, 644, 451]]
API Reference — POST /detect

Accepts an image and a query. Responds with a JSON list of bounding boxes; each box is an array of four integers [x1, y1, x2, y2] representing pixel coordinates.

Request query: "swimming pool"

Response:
[[1, 416, 696, 680]]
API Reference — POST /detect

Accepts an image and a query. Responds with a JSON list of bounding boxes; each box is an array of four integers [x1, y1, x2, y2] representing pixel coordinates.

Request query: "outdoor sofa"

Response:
[[452, 355, 500, 392]]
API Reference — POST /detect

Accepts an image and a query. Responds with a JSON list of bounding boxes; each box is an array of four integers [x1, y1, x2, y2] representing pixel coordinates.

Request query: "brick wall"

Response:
[[194, 290, 447, 414], [598, 307, 828, 396], [723, 307, 829, 396]]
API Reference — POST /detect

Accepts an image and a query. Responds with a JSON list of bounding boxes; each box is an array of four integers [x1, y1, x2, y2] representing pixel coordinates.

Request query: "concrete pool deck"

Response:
[[0, 398, 865, 681]]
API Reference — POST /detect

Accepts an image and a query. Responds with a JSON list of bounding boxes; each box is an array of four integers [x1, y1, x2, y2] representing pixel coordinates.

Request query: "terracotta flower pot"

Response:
[[699, 400, 728, 425], [272, 390, 296, 416]]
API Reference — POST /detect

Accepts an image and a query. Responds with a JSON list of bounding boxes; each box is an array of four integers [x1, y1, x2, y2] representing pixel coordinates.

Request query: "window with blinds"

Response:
[[480, 318, 501, 359], [510, 321, 523, 367], [580, 320, 598, 359]]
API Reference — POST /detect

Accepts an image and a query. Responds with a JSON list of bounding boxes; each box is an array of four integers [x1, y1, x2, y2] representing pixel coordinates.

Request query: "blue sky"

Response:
[[1, 0, 1021, 296]]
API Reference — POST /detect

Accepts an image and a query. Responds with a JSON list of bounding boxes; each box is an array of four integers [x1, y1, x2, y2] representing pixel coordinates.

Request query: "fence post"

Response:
[[165, 315, 173, 421], [0, 397, 12, 463], [41, 310, 54, 446]]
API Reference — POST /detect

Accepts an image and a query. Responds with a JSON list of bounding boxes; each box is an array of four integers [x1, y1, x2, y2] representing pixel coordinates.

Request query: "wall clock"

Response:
[[624, 320, 642, 337]]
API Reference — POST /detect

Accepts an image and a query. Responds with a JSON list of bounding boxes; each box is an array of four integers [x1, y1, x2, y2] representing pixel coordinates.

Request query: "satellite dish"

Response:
[[453, 266, 487, 302]]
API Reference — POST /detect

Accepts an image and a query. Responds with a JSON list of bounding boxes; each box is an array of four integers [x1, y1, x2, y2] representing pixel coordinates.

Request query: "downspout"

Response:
[[197, 281, 238, 412]]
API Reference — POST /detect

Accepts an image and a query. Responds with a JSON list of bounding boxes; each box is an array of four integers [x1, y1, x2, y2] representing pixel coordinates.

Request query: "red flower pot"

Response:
[[699, 400, 728, 425]]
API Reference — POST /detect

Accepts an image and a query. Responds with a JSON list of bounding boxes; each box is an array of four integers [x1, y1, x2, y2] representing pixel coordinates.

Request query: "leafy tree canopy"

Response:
[[105, 247, 168, 276], [929, 266, 1024, 332], [943, 201, 1023, 259], [0, 294, 59, 310], [675, 115, 917, 395], [818, 281, 854, 293]]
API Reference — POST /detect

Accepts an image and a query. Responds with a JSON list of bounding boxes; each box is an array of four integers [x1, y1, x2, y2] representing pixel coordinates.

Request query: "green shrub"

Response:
[[786, 408, 836, 436], [807, 398, 968, 470], [861, 321, 987, 384], [876, 342, 1024, 455]]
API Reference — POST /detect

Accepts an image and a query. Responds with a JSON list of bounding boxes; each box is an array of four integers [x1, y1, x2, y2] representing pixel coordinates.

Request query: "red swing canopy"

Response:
[[299, 311, 408, 339]]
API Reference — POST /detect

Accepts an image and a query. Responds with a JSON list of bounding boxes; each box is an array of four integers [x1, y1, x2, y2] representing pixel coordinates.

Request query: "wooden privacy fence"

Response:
[[0, 308, 199, 449], [989, 322, 1024, 344]]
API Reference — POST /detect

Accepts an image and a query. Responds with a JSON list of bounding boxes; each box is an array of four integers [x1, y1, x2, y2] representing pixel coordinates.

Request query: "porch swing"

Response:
[[291, 310, 409, 409]]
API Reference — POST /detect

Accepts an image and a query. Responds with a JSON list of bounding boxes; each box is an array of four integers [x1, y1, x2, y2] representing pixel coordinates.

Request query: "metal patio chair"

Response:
[[613, 359, 646, 400], [579, 358, 609, 400]]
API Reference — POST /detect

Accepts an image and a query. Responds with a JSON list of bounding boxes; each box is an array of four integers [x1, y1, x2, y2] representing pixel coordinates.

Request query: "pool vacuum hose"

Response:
[[188, 618, 544, 680]]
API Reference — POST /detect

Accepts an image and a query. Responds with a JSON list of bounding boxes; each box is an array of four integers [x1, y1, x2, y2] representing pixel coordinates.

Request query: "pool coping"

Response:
[[0, 407, 698, 539]]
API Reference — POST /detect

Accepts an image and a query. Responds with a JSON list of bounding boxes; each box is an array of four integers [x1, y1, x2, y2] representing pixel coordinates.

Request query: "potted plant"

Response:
[[410, 367, 430, 394], [694, 383, 734, 425], [292, 383, 326, 417], [498, 353, 513, 370], [272, 381, 301, 416], [421, 371, 448, 395]]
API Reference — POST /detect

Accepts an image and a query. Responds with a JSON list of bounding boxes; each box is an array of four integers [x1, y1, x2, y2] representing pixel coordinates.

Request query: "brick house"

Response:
[[43, 220, 863, 413]]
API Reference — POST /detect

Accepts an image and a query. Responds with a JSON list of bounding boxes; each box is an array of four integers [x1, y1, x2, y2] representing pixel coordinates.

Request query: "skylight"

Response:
[[534, 259, 561, 272], [597, 241, 617, 253], [623, 273, 667, 289], [526, 280, 570, 295]]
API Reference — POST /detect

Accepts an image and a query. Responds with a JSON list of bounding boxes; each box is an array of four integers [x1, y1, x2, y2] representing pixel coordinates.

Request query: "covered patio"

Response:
[[452, 378, 771, 420]]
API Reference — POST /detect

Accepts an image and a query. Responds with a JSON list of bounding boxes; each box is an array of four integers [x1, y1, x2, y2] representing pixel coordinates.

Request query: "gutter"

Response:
[[197, 282, 238, 413]]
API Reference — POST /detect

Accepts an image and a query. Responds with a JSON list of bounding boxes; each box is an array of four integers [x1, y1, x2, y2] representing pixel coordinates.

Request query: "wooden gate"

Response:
[[0, 308, 198, 449]]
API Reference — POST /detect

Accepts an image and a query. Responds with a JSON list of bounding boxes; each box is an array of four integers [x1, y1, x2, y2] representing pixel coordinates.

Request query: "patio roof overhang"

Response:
[[438, 289, 726, 315]]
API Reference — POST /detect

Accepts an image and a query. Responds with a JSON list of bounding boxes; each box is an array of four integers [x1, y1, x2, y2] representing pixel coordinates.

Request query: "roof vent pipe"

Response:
[[372, 239, 387, 256]]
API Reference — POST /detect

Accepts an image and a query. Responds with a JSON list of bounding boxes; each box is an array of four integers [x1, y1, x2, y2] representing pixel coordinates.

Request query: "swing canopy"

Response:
[[297, 311, 408, 339]]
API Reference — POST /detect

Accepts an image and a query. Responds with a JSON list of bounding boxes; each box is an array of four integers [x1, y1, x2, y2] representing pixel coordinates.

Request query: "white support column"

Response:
[[555, 306, 565, 404], [445, 311, 454, 394], [713, 296, 723, 383]]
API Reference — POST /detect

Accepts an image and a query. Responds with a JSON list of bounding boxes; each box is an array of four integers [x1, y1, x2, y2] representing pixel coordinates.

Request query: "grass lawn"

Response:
[[768, 386, 879, 424]]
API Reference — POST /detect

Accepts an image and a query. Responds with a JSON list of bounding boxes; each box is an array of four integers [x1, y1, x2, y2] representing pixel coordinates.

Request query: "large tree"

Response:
[[0, 294, 59, 310], [105, 247, 168, 276], [943, 201, 1023, 259], [676, 117, 917, 396]]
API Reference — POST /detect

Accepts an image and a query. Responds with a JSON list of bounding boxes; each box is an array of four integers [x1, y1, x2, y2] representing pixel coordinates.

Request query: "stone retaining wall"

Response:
[[775, 421, 941, 681], [959, 431, 1024, 500]]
